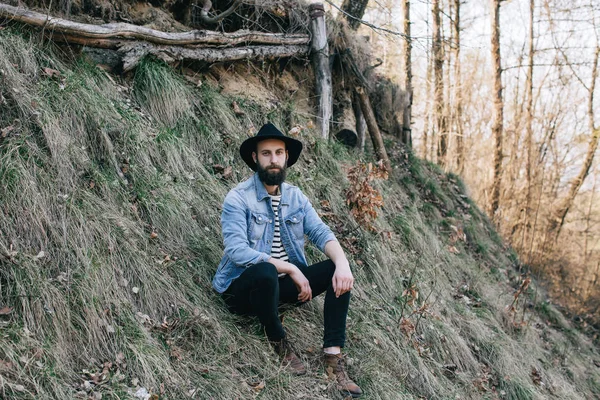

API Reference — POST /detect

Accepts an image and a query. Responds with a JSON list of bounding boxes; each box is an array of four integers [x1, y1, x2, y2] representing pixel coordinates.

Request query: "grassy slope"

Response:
[[0, 30, 599, 400]]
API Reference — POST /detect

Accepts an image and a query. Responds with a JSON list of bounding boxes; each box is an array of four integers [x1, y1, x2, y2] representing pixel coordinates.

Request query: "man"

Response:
[[212, 123, 362, 398]]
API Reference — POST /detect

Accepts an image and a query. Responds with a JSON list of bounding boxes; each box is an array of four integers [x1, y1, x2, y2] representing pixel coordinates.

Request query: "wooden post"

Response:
[[356, 87, 392, 172], [353, 91, 367, 152], [309, 3, 332, 140]]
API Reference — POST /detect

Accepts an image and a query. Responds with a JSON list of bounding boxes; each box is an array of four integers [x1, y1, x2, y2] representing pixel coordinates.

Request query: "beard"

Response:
[[257, 162, 287, 186]]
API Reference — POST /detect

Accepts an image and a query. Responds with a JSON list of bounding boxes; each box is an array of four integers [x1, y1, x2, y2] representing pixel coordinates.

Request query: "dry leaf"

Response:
[[1, 124, 15, 138], [0, 306, 13, 316], [249, 380, 265, 393], [288, 126, 302, 136], [42, 67, 61, 78], [149, 232, 158, 239], [232, 101, 245, 116], [447, 245, 460, 254], [12, 384, 25, 392], [222, 166, 233, 180]]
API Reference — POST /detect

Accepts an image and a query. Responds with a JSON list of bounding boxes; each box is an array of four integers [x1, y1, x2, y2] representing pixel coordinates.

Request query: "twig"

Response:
[[197, 0, 243, 25], [325, 0, 408, 39]]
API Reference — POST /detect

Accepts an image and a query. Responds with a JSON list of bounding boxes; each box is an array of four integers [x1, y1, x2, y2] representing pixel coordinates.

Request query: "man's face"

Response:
[[253, 138, 288, 186]]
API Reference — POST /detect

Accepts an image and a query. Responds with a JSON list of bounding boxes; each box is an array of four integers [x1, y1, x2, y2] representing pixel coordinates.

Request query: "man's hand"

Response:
[[289, 267, 312, 302], [324, 241, 355, 298], [332, 260, 354, 298]]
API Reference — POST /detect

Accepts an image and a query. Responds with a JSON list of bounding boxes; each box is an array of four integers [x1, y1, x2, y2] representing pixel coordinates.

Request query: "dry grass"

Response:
[[0, 28, 599, 400]]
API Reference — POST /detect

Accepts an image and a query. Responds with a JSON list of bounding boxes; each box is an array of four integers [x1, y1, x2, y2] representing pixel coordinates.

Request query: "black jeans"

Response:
[[222, 259, 350, 348]]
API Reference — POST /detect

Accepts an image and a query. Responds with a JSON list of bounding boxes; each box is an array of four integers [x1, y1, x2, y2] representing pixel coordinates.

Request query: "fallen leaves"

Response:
[[531, 366, 543, 386], [399, 317, 415, 338], [41, 67, 67, 90], [212, 164, 233, 180], [402, 285, 419, 307]]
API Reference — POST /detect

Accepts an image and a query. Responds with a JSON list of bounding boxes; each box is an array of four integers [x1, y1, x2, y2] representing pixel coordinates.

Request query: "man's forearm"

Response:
[[268, 257, 298, 274], [324, 240, 350, 269]]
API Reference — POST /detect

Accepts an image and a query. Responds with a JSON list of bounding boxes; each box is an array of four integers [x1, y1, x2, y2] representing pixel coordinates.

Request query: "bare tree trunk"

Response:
[[423, 52, 432, 159], [432, 0, 447, 166], [444, 0, 453, 171], [490, 0, 504, 219], [453, 0, 464, 174], [522, 0, 536, 252], [579, 174, 597, 299], [340, 0, 370, 30], [309, 4, 333, 140], [401, 0, 413, 148], [356, 87, 392, 172], [548, 45, 600, 240]]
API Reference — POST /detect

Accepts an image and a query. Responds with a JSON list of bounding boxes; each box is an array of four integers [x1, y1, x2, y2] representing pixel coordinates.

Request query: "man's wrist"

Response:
[[335, 259, 351, 271]]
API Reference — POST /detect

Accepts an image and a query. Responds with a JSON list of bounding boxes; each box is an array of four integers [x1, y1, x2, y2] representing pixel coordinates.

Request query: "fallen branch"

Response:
[[118, 42, 309, 71], [356, 86, 392, 172], [0, 3, 309, 46]]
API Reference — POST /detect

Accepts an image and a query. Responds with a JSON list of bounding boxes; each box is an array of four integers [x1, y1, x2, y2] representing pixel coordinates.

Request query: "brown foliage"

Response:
[[345, 160, 388, 231]]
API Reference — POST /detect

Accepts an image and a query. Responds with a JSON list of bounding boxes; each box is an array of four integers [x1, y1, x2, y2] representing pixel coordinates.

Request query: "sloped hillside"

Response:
[[1, 29, 599, 400]]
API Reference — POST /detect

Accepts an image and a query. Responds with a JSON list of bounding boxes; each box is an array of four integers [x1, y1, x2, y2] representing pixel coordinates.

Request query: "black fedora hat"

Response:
[[240, 123, 303, 171]]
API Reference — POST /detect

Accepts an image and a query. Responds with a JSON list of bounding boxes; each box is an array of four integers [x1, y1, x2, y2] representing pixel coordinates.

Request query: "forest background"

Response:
[[332, 0, 600, 330]]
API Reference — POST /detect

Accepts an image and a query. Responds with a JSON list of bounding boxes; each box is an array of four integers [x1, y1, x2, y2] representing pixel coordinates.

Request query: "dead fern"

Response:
[[345, 160, 388, 232]]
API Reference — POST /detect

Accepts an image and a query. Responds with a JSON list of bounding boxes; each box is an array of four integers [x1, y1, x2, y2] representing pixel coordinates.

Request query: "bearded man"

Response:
[[212, 123, 362, 398]]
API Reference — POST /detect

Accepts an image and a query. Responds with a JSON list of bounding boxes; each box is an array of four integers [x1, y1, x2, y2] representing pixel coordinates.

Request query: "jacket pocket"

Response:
[[284, 210, 305, 240], [249, 212, 269, 241]]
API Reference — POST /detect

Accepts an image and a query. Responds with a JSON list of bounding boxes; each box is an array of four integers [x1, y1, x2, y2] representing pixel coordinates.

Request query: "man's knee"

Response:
[[323, 259, 336, 278], [250, 262, 279, 286]]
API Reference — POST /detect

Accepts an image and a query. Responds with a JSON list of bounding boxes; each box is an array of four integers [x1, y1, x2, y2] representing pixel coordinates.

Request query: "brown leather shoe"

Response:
[[323, 353, 362, 398], [271, 338, 307, 375]]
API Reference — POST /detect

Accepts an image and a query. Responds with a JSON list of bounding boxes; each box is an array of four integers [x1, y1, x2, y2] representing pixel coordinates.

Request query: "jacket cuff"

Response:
[[317, 233, 338, 253]]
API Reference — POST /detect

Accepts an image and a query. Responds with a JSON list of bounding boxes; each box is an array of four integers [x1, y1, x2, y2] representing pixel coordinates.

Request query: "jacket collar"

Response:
[[253, 172, 289, 205]]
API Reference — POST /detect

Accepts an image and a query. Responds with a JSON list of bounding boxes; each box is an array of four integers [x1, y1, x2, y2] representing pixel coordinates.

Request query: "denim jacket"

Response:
[[212, 173, 337, 293]]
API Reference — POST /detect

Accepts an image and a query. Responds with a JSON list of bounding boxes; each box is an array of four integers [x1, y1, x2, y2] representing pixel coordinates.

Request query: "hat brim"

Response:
[[240, 134, 303, 171]]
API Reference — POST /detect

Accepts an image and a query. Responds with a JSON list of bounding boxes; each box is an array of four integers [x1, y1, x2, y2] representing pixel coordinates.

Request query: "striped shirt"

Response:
[[270, 195, 289, 278]]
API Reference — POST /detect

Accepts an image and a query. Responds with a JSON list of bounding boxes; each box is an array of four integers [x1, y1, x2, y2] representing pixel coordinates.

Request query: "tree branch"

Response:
[[0, 3, 308, 46]]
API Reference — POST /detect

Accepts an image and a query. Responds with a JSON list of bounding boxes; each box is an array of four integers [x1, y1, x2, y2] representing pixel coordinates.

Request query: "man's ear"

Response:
[[252, 152, 257, 163]]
